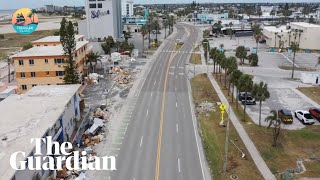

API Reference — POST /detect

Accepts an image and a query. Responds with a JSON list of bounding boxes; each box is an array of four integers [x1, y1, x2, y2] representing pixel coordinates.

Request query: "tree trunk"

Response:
[[236, 89, 239, 109], [232, 84, 235, 102], [228, 78, 231, 96], [165, 28, 167, 38], [224, 71, 227, 89], [259, 100, 262, 126], [142, 36, 144, 53], [291, 51, 296, 79], [7, 60, 10, 83], [148, 32, 151, 49], [213, 61, 216, 74], [243, 92, 247, 121]]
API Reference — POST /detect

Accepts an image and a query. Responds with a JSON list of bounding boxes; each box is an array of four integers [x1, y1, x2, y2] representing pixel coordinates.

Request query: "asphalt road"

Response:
[[110, 24, 209, 180]]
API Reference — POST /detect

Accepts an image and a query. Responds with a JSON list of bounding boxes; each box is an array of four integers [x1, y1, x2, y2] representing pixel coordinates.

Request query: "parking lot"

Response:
[[210, 36, 320, 130]]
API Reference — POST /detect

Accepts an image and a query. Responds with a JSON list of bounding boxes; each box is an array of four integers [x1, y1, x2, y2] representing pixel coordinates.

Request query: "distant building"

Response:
[[44, 5, 54, 12], [263, 22, 320, 50], [11, 35, 90, 93], [0, 85, 81, 180], [0, 82, 17, 101], [79, 0, 122, 40], [122, 0, 134, 17], [197, 12, 229, 24]]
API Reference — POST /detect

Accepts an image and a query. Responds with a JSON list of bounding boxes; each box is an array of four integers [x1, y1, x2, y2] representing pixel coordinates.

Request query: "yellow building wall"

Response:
[[13, 43, 89, 93]]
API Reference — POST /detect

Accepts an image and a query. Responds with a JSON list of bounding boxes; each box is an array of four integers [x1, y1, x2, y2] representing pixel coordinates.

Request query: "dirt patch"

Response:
[[189, 53, 202, 64], [297, 87, 320, 105]]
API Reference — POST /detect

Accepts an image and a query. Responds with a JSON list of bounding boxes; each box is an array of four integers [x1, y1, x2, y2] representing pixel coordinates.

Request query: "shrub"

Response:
[[0, 35, 4, 39], [22, 43, 33, 51]]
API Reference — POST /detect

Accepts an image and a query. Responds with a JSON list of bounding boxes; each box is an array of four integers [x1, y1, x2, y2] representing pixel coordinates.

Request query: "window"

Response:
[[29, 59, 34, 65], [98, 3, 102, 8], [18, 60, 24, 66], [45, 59, 49, 64], [54, 59, 64, 64], [89, 3, 96, 8], [21, 85, 27, 90], [46, 71, 50, 76], [89, 0, 96, 1], [56, 71, 65, 76], [20, 72, 26, 78], [32, 84, 37, 87], [31, 72, 36, 77]]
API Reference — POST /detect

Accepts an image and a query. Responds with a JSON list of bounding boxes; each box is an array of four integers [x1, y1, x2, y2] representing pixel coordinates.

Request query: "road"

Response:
[[110, 24, 209, 180]]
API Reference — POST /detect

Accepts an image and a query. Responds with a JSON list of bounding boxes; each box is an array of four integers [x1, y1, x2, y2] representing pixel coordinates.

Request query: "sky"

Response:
[[0, 0, 319, 10]]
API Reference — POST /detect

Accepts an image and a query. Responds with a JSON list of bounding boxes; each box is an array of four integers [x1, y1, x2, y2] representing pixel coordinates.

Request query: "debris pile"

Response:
[[196, 101, 215, 113], [85, 73, 104, 85], [112, 67, 133, 88]]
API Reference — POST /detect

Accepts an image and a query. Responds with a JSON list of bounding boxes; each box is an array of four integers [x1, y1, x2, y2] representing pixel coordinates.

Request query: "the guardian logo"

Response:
[[10, 136, 116, 171]]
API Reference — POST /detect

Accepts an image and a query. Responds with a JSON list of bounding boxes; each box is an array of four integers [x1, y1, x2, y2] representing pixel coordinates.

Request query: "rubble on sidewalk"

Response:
[[112, 67, 133, 88], [85, 73, 104, 85]]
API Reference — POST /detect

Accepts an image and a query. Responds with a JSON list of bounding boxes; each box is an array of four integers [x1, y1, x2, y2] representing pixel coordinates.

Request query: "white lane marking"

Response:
[[281, 53, 300, 68], [154, 80, 157, 86], [188, 82, 206, 180], [146, 109, 149, 117], [157, 69, 160, 74], [176, 101, 178, 108], [151, 92, 153, 97], [176, 123, 179, 133], [178, 158, 181, 173], [140, 136, 144, 147]]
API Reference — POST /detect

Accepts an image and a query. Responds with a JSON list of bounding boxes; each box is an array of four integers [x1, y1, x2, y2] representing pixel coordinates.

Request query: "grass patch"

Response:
[[189, 53, 202, 64], [174, 43, 183, 51], [214, 72, 320, 178], [297, 87, 320, 104], [191, 73, 262, 179]]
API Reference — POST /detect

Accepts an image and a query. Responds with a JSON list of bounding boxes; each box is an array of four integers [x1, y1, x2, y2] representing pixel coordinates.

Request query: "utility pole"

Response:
[[223, 105, 231, 174]]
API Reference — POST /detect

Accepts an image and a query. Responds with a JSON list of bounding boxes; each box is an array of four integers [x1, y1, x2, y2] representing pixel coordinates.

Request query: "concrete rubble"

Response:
[[112, 67, 133, 88], [196, 101, 215, 113], [52, 105, 110, 180]]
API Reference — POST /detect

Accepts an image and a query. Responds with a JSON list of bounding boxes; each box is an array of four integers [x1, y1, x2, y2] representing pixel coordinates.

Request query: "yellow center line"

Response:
[[155, 44, 184, 180]]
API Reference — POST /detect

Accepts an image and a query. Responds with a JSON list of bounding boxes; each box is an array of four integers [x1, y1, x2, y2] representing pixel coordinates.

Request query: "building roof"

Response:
[[0, 85, 81, 179], [263, 25, 291, 33], [32, 35, 85, 43], [291, 22, 320, 28], [11, 40, 89, 58]]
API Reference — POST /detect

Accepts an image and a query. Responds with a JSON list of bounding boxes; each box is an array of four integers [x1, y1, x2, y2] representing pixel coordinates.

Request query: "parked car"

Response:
[[309, 108, 320, 121], [278, 109, 293, 124], [259, 39, 266, 44], [294, 110, 316, 125], [238, 92, 252, 101], [241, 96, 256, 105]]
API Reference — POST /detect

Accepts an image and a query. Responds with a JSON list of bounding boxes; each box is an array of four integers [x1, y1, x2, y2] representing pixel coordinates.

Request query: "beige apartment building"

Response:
[[263, 22, 320, 51], [11, 35, 90, 93]]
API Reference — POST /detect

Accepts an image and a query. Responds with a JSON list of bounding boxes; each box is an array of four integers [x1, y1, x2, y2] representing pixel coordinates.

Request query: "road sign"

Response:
[[219, 103, 226, 126], [219, 103, 226, 111]]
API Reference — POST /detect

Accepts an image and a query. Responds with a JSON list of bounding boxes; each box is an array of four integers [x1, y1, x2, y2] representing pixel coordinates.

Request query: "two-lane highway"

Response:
[[110, 23, 209, 180]]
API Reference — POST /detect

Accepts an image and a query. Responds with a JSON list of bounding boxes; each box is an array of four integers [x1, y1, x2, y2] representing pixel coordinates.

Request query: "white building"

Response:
[[263, 22, 320, 50], [316, 7, 320, 23], [122, 0, 134, 17], [79, 0, 122, 40], [0, 85, 81, 180]]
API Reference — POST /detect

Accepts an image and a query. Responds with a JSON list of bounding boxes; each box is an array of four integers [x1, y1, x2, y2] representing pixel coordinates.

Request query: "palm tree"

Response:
[[152, 19, 161, 45], [252, 24, 263, 54], [265, 110, 282, 147], [209, 48, 218, 74], [140, 25, 148, 53], [146, 22, 152, 49], [235, 46, 247, 65], [219, 43, 224, 52], [237, 74, 253, 121], [270, 10, 275, 24], [274, 32, 278, 48], [226, 57, 238, 95], [227, 22, 233, 39], [86, 52, 101, 74], [28, 9, 37, 24], [252, 82, 270, 126], [163, 20, 169, 38], [230, 70, 243, 104]]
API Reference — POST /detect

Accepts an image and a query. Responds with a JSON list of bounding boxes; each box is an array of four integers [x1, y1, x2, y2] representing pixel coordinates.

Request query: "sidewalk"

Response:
[[207, 73, 276, 180]]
